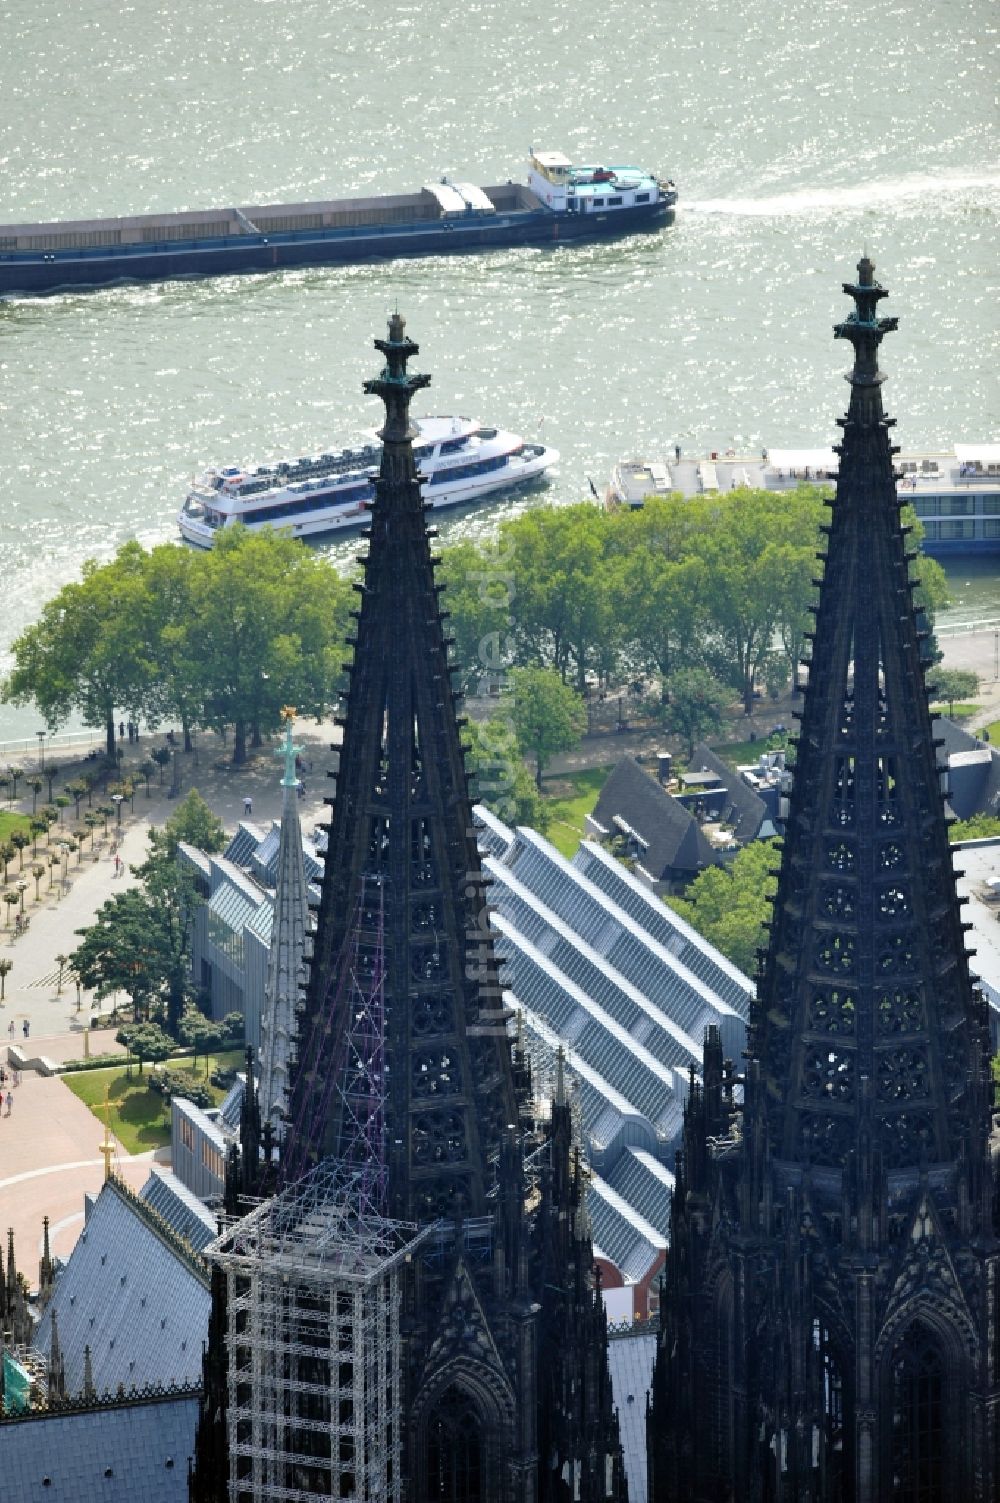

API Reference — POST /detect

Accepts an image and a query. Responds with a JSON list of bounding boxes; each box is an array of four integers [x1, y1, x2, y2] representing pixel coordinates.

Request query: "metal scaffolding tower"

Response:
[[207, 1158, 431, 1503]]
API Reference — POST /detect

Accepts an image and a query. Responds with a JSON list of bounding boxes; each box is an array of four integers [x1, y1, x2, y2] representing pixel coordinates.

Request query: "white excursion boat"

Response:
[[178, 416, 558, 547]]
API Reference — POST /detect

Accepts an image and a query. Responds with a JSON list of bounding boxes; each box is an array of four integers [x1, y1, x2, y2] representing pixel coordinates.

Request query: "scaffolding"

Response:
[[208, 1158, 431, 1503]]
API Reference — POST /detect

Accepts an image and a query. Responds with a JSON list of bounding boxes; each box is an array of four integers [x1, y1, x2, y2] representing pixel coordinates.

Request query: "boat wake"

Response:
[[686, 171, 1000, 219]]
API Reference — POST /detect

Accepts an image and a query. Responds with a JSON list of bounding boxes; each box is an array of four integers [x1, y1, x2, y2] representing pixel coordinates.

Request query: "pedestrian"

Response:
[[22, 1019, 29, 1039], [5, 1090, 11, 1116], [119, 720, 125, 741], [297, 781, 305, 800], [6, 1019, 13, 1039], [243, 796, 253, 816]]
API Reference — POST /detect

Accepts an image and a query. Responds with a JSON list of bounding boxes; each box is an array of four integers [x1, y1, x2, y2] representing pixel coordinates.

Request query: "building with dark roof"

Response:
[[588, 755, 723, 890], [683, 741, 775, 841]]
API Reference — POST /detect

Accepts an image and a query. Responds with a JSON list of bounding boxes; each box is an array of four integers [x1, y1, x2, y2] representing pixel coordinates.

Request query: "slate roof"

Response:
[[35, 1178, 211, 1397], [0, 1393, 198, 1503], [572, 839, 754, 1015], [607, 1332, 657, 1503], [687, 741, 769, 842], [138, 1168, 217, 1253], [605, 1149, 674, 1238], [590, 757, 718, 880], [589, 1173, 666, 1284]]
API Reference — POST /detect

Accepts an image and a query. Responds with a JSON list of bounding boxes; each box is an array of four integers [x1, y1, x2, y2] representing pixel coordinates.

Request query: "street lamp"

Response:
[[36, 730, 45, 770], [112, 793, 124, 831]]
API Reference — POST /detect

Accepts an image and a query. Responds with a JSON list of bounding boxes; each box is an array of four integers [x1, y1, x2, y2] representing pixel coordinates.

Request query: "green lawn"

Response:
[[977, 719, 1000, 746], [709, 733, 789, 768], [930, 701, 979, 720], [0, 811, 31, 842], [62, 1049, 244, 1155], [542, 767, 612, 858]]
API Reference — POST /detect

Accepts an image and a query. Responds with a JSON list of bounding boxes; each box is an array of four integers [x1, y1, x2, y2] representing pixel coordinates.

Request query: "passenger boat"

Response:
[[606, 443, 1000, 557], [178, 416, 557, 547], [0, 150, 677, 297]]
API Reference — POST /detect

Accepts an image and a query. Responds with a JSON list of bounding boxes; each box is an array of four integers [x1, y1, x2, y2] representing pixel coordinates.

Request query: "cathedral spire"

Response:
[[750, 254, 991, 1185], [257, 707, 310, 1144], [649, 259, 1000, 1503], [282, 312, 520, 1220]]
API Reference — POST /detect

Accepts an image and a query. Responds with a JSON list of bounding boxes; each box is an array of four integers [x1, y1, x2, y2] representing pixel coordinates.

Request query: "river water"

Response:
[[1, 0, 997, 735]]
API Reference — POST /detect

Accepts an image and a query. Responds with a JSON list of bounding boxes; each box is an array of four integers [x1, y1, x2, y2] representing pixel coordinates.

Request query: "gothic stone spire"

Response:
[[283, 312, 521, 1221], [751, 254, 992, 1183], [649, 260, 1000, 1503], [257, 708, 310, 1142]]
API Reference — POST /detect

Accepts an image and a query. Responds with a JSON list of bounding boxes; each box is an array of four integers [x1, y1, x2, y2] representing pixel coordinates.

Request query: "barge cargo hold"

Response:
[[0, 150, 677, 297]]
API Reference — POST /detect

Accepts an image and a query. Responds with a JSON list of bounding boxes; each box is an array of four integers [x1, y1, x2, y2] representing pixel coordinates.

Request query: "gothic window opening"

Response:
[[890, 1323, 946, 1502], [803, 1046, 855, 1102], [425, 1386, 485, 1502], [812, 1319, 847, 1479], [810, 988, 856, 1034], [411, 707, 425, 799], [877, 755, 901, 827], [831, 755, 856, 826], [411, 817, 438, 887]]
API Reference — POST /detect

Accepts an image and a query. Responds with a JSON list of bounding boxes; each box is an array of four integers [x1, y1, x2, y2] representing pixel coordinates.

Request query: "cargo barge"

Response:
[[0, 150, 677, 297]]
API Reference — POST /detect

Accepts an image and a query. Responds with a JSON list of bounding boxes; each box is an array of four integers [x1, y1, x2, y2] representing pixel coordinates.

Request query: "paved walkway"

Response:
[[0, 717, 335, 1284]]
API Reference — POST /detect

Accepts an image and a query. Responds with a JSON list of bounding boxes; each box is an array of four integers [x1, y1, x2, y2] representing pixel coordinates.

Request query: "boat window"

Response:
[[474, 428, 498, 440], [635, 193, 650, 203], [241, 482, 374, 525], [592, 198, 605, 208], [608, 196, 623, 206], [439, 437, 467, 455], [428, 455, 508, 485]]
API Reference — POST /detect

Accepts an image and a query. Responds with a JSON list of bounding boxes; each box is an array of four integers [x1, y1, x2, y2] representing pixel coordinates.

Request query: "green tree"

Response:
[[950, 813, 1000, 843], [435, 540, 510, 691], [180, 1003, 223, 1071], [116, 1020, 175, 1076], [927, 668, 980, 716], [503, 505, 621, 688], [661, 668, 733, 758], [65, 780, 88, 819], [157, 788, 227, 858], [9, 832, 28, 871], [0, 958, 12, 1000], [219, 1011, 246, 1047], [463, 715, 547, 829], [72, 841, 201, 1032], [2, 543, 155, 759], [669, 839, 780, 975], [509, 668, 588, 790], [184, 527, 353, 764], [25, 777, 43, 815]]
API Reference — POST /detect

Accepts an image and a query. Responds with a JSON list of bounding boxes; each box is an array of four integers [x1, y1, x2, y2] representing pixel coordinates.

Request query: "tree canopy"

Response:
[[509, 668, 588, 789], [668, 838, 780, 976], [3, 529, 355, 765]]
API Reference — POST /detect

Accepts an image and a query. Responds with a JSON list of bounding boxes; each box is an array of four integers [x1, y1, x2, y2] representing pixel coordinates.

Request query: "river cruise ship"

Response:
[[0, 150, 677, 297], [178, 416, 557, 547], [607, 444, 1000, 557]]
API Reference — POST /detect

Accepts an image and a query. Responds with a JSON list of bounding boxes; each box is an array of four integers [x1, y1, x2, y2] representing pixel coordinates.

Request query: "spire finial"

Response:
[[277, 708, 301, 790], [834, 253, 898, 396], [99, 1088, 115, 1182]]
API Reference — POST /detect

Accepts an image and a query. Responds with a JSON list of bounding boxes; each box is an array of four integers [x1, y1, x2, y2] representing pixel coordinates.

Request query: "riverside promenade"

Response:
[[0, 720, 334, 1288]]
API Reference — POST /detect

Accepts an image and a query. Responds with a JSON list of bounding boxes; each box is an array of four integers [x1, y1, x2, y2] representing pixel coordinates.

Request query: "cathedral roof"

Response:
[[35, 1177, 210, 1397], [138, 1167, 217, 1253], [0, 1391, 198, 1503], [607, 1331, 657, 1503]]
